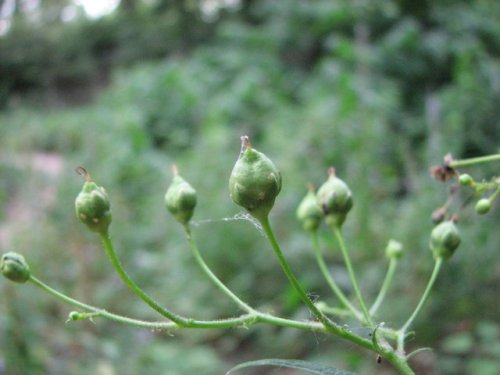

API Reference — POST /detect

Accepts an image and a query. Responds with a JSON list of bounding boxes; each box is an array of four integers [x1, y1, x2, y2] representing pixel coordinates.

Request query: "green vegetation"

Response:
[[1, 1, 499, 374]]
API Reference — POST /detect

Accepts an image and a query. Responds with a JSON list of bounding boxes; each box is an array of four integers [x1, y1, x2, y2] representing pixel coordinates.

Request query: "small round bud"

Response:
[[385, 239, 403, 259], [165, 166, 197, 225], [68, 311, 81, 321], [75, 167, 112, 234], [316, 168, 353, 228], [459, 174, 473, 186], [475, 199, 491, 215], [296, 186, 323, 232], [0, 252, 31, 283], [229, 136, 282, 221], [429, 221, 461, 260]]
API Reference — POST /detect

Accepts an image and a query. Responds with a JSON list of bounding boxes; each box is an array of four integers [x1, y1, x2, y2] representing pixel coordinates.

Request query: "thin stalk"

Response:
[[488, 187, 500, 203], [184, 225, 257, 314], [311, 231, 362, 320], [397, 258, 443, 353], [99, 232, 188, 326], [370, 258, 398, 316], [258, 215, 374, 351], [183, 225, 326, 331], [449, 153, 500, 168], [29, 274, 324, 331], [29, 275, 176, 329], [331, 226, 373, 326]]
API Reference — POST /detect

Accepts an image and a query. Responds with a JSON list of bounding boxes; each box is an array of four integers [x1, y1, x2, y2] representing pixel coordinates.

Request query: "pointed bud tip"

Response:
[[75, 166, 92, 182]]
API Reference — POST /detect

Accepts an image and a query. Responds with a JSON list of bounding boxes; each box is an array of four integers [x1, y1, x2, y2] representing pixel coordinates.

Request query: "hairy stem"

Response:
[[99, 231, 188, 326], [397, 258, 443, 354], [370, 258, 398, 316], [311, 232, 362, 320], [184, 224, 257, 314], [331, 226, 373, 326], [449, 153, 500, 168], [259, 215, 374, 351]]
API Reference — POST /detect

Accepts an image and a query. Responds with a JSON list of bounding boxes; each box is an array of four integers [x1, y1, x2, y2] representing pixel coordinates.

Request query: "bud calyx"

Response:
[[229, 136, 281, 221], [429, 221, 461, 260], [1, 252, 31, 283], [316, 168, 353, 227], [296, 186, 323, 232], [165, 166, 197, 225], [75, 168, 112, 234]]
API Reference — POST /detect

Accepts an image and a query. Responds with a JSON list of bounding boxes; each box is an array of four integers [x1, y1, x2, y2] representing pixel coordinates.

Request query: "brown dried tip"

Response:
[[430, 153, 458, 182], [429, 164, 456, 182], [75, 166, 92, 182], [241, 135, 252, 150], [172, 164, 178, 175], [449, 213, 459, 223], [306, 182, 315, 192], [327, 167, 336, 177], [431, 207, 447, 224]]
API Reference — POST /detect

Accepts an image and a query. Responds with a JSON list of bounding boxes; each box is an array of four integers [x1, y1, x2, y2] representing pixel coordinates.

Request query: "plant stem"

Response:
[[29, 275, 176, 329], [488, 186, 500, 203], [182, 225, 328, 332], [449, 153, 500, 168], [370, 258, 398, 316], [258, 216, 374, 351], [311, 232, 362, 320], [331, 226, 373, 326], [184, 225, 257, 314], [397, 258, 443, 353], [383, 351, 416, 375], [29, 274, 326, 332], [99, 231, 188, 326]]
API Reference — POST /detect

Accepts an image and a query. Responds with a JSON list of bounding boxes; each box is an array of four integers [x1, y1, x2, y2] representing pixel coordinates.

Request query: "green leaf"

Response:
[[226, 359, 356, 375]]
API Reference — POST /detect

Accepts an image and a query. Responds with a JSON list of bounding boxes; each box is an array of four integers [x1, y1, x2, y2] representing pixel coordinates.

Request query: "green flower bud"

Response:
[[296, 185, 323, 232], [385, 239, 403, 260], [475, 198, 491, 215], [316, 168, 353, 228], [429, 221, 461, 260], [459, 174, 473, 187], [165, 166, 197, 225], [0, 252, 31, 283], [75, 167, 112, 234], [229, 136, 282, 221]]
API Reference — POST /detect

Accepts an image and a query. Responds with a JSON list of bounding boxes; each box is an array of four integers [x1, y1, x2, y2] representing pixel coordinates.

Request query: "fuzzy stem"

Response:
[[184, 225, 257, 314], [370, 258, 398, 316], [99, 231, 188, 326], [259, 215, 374, 351], [449, 153, 500, 168], [29, 275, 176, 329], [331, 226, 373, 326], [311, 231, 362, 320], [397, 258, 443, 353]]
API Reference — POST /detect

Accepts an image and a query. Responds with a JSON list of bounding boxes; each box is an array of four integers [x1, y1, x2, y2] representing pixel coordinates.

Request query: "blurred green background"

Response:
[[0, 1, 499, 374]]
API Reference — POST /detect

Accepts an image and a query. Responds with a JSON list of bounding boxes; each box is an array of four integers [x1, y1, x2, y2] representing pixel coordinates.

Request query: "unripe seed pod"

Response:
[[459, 174, 473, 187], [316, 168, 353, 228], [0, 252, 31, 283], [296, 186, 323, 232], [165, 166, 197, 225], [429, 221, 461, 260], [229, 136, 282, 220], [75, 167, 112, 234], [385, 239, 404, 260], [475, 198, 491, 215]]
